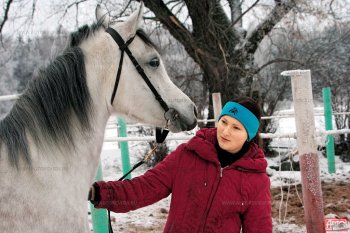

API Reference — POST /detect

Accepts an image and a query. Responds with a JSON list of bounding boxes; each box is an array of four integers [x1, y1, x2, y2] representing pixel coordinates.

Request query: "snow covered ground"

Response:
[[89, 115, 350, 233]]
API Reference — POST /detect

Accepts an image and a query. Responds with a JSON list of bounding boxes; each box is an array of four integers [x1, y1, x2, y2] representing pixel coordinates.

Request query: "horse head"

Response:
[[91, 3, 197, 133]]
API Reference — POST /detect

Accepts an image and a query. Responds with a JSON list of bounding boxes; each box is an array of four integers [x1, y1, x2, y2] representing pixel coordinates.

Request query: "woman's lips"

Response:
[[220, 136, 230, 142]]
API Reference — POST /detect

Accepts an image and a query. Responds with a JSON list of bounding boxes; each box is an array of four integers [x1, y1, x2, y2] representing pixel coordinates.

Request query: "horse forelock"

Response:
[[135, 29, 158, 50], [0, 46, 93, 168]]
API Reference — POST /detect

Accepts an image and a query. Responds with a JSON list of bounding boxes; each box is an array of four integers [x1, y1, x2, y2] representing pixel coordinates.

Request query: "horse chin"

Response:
[[167, 118, 197, 133]]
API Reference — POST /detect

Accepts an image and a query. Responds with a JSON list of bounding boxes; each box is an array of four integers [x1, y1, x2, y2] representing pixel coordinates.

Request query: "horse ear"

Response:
[[124, 2, 144, 36], [95, 4, 110, 28]]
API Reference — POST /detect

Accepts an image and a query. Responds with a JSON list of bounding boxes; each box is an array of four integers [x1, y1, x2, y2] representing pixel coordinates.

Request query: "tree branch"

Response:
[[31, 0, 37, 19], [254, 58, 305, 75], [225, 0, 260, 33], [245, 0, 295, 54], [305, 29, 350, 64], [60, 0, 87, 23], [116, 0, 133, 18], [0, 0, 14, 36], [144, 1, 197, 60]]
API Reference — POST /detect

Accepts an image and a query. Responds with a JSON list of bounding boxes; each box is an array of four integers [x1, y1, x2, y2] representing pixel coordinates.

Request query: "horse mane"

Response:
[[0, 23, 103, 168], [69, 22, 102, 47]]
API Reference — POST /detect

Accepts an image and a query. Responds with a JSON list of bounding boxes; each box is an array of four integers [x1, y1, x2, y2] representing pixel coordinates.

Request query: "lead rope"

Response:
[[107, 121, 170, 233], [108, 145, 160, 233]]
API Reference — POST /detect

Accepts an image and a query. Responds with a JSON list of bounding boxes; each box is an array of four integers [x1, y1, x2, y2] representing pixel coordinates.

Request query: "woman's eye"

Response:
[[149, 57, 160, 68], [232, 125, 243, 130]]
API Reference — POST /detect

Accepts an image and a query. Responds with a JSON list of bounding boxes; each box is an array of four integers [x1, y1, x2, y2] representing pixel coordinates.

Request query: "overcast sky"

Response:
[[1, 0, 275, 39], [2, 0, 97, 38], [2, 0, 350, 40]]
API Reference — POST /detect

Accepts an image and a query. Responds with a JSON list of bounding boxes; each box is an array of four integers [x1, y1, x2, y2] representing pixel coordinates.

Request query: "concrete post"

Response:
[[281, 70, 325, 233]]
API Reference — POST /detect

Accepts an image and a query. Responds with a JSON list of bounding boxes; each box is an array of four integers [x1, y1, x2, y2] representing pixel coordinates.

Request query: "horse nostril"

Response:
[[193, 106, 198, 118]]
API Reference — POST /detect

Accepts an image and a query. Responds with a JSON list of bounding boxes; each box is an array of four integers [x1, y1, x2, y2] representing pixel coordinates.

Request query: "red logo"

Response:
[[325, 218, 349, 232]]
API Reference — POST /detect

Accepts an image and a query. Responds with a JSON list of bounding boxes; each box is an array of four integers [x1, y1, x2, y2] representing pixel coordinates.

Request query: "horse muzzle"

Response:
[[164, 107, 197, 132]]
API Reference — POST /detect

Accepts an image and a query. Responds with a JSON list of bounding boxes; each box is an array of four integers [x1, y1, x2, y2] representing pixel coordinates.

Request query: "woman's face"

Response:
[[217, 115, 248, 154]]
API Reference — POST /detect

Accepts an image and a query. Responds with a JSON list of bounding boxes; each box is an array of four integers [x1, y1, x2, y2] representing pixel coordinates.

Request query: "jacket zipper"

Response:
[[220, 167, 224, 177], [200, 165, 226, 232]]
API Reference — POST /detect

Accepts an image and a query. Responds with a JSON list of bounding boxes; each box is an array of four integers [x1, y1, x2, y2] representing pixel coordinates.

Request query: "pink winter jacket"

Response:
[[94, 128, 272, 233]]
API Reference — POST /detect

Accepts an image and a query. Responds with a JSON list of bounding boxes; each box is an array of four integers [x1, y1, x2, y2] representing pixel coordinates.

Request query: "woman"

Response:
[[89, 97, 272, 233]]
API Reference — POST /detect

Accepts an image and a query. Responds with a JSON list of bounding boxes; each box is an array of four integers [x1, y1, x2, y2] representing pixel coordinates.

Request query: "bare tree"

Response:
[[143, 0, 297, 104]]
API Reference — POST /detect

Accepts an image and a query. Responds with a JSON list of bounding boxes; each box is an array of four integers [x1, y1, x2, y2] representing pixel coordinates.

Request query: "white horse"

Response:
[[0, 3, 197, 232]]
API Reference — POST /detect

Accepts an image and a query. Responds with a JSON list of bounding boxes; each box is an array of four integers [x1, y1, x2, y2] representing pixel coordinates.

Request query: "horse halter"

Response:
[[106, 27, 178, 143]]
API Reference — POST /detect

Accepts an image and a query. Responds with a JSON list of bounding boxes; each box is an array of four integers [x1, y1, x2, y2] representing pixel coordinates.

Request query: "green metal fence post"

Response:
[[90, 161, 109, 233], [117, 117, 132, 180], [322, 87, 336, 173]]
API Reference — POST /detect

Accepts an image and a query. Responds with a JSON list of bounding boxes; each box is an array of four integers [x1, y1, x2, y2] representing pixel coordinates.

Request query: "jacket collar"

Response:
[[185, 128, 267, 173]]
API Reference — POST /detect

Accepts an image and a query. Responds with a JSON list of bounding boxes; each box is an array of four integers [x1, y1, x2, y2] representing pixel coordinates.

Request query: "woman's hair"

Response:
[[232, 96, 262, 147]]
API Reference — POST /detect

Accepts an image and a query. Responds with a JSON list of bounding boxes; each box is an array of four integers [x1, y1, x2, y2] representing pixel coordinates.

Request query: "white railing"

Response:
[[1, 93, 349, 142], [1, 94, 349, 120], [104, 129, 350, 142], [0, 94, 20, 101]]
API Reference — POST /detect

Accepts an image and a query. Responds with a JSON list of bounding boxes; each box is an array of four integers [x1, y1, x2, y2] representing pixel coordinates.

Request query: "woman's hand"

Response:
[[88, 185, 95, 201], [88, 183, 101, 205]]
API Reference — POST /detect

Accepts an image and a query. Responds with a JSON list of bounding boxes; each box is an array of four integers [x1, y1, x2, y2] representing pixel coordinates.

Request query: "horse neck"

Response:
[[28, 107, 109, 185], [32, 62, 111, 193], [67, 96, 110, 186], [69, 39, 113, 184], [51, 33, 117, 187]]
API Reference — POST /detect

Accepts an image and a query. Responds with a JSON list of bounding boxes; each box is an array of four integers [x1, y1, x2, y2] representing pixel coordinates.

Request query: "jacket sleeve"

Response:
[[93, 144, 184, 213], [241, 174, 272, 233]]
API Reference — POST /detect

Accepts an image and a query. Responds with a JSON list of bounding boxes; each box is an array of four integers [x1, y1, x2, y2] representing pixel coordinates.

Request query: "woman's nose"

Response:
[[222, 126, 230, 135]]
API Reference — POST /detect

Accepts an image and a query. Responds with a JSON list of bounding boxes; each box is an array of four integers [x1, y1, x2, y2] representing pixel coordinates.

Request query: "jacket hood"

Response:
[[185, 128, 267, 173]]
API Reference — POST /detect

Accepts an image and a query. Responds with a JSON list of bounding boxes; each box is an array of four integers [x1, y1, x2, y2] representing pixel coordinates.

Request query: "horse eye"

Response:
[[149, 57, 160, 68]]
